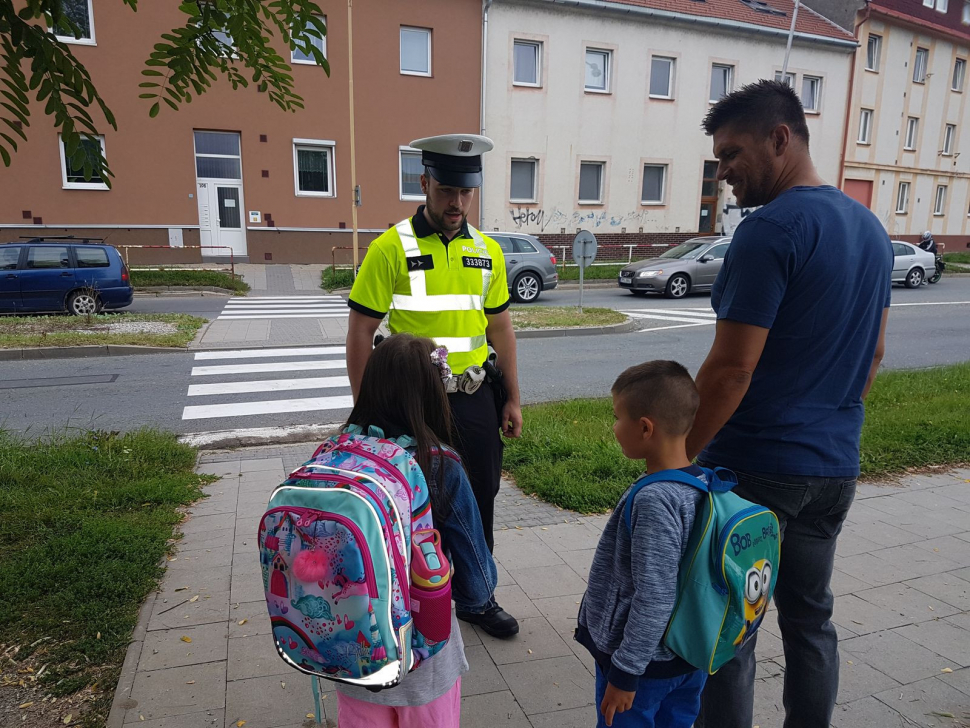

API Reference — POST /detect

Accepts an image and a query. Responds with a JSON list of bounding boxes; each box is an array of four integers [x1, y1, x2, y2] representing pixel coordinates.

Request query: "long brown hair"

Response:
[[347, 334, 454, 520]]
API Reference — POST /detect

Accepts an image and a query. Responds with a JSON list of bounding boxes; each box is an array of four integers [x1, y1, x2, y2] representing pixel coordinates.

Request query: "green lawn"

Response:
[[322, 267, 356, 291], [505, 363, 970, 513], [509, 306, 626, 329], [942, 252, 970, 273], [130, 269, 250, 294], [0, 429, 212, 725], [558, 264, 626, 281], [0, 313, 207, 348]]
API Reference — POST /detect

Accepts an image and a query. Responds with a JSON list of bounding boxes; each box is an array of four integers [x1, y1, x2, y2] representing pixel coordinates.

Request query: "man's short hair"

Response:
[[702, 79, 810, 146], [611, 360, 699, 435]]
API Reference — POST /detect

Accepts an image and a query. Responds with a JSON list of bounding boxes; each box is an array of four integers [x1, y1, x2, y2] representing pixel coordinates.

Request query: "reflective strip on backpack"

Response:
[[396, 219, 426, 298], [469, 225, 492, 303], [432, 334, 487, 353], [391, 293, 483, 311]]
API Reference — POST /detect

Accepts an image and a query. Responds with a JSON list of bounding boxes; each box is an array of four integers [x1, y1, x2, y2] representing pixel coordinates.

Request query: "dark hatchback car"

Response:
[[0, 238, 133, 315]]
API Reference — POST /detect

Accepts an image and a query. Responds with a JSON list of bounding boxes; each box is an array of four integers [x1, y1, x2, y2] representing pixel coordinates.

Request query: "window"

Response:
[[953, 58, 966, 91], [943, 123, 956, 154], [905, 117, 919, 150], [292, 139, 335, 197], [0, 248, 21, 271], [774, 71, 795, 87], [400, 148, 424, 200], [59, 134, 108, 190], [492, 236, 514, 254], [510, 159, 537, 202], [585, 48, 611, 92], [194, 131, 242, 179], [892, 241, 914, 257], [896, 181, 910, 213], [292, 16, 326, 65], [923, 0, 934, 7], [801, 75, 822, 112], [513, 40, 541, 87], [54, 0, 94, 44], [400, 27, 431, 76], [936, 0, 949, 11], [512, 237, 538, 254], [866, 34, 881, 71], [710, 64, 733, 102], [858, 108, 873, 144], [934, 185, 947, 215], [964, 1, 970, 24], [75, 247, 109, 268], [578, 162, 604, 203], [650, 56, 675, 98], [914, 48, 929, 83], [641, 164, 667, 204], [707, 243, 730, 260], [27, 247, 71, 269]]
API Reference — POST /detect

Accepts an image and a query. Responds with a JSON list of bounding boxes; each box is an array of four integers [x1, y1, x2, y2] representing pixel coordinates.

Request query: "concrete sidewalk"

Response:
[[109, 444, 970, 728]]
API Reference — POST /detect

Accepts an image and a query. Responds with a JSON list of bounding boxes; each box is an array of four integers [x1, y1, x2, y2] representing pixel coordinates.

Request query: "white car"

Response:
[[890, 240, 936, 288]]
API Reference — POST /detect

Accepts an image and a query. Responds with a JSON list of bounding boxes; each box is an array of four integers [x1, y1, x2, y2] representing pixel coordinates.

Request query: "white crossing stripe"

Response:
[[635, 322, 716, 334], [217, 295, 349, 321], [228, 296, 343, 302], [621, 311, 718, 324], [216, 313, 348, 320], [222, 304, 347, 309], [182, 394, 355, 420], [194, 346, 346, 360], [191, 360, 346, 376], [187, 375, 351, 396]]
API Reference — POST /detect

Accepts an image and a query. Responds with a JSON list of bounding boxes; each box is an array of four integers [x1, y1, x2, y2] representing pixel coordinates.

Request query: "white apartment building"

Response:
[[480, 0, 857, 249]]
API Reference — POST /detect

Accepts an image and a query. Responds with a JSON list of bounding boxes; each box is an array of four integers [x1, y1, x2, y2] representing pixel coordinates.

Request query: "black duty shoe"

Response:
[[457, 605, 520, 639]]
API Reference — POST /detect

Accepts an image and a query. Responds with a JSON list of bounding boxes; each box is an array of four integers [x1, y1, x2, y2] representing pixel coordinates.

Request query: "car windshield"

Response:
[[658, 242, 708, 260]]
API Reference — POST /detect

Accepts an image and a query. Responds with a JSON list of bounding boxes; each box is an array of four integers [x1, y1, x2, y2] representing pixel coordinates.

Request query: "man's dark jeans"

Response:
[[693, 465, 857, 728]]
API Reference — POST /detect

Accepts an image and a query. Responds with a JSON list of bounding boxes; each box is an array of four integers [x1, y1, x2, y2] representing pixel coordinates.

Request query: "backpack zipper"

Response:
[[713, 505, 766, 594]]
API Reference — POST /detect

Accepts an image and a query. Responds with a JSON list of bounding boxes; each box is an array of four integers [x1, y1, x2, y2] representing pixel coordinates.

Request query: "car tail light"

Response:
[[549, 254, 557, 266], [121, 265, 129, 283]]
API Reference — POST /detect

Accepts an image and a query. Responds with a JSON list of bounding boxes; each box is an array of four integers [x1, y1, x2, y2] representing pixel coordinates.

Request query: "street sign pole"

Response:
[[579, 259, 585, 314], [571, 230, 598, 316]]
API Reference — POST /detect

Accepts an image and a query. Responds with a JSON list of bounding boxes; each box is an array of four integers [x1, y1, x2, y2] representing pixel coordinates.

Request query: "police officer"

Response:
[[346, 134, 521, 638]]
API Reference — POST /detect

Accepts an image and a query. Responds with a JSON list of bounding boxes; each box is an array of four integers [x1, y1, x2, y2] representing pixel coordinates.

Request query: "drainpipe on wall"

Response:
[[480, 0, 493, 230], [781, 0, 800, 75], [348, 0, 360, 275]]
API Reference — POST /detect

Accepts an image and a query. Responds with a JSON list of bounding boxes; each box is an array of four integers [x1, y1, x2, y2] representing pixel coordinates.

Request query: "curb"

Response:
[[0, 345, 188, 360], [105, 590, 156, 728], [181, 422, 342, 450], [515, 317, 638, 338], [134, 286, 237, 296]]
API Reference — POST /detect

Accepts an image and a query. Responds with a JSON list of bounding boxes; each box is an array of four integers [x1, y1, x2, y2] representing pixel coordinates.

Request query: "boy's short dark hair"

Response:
[[702, 79, 810, 146], [612, 360, 699, 435]]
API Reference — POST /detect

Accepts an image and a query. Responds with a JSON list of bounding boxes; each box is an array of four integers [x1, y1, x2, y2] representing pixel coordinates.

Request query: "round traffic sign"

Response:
[[572, 230, 598, 269]]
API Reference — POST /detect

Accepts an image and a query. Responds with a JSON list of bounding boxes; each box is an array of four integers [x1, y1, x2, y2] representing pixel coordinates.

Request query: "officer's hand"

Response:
[[501, 401, 523, 438]]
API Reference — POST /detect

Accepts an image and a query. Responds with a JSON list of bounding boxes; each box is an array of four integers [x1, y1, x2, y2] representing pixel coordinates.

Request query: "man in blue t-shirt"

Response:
[[687, 80, 892, 728]]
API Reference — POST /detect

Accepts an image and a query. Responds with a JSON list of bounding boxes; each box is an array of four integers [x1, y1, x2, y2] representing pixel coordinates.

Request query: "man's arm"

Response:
[[346, 310, 382, 400], [685, 319, 770, 461], [485, 309, 522, 438], [862, 307, 889, 400]]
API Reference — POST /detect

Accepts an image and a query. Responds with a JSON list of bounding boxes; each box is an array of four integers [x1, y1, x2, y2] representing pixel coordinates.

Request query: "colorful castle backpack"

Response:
[[623, 467, 781, 674], [257, 426, 455, 689]]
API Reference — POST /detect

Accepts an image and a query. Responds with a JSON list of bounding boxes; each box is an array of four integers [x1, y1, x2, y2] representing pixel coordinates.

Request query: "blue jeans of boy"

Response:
[[594, 664, 706, 728], [693, 466, 857, 728]]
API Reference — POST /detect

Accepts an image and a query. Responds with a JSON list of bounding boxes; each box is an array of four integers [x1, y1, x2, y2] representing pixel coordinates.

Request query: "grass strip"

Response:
[[0, 313, 206, 348], [505, 363, 970, 513], [0, 429, 212, 724], [130, 269, 250, 294], [509, 306, 626, 329], [322, 267, 356, 291], [558, 264, 626, 281]]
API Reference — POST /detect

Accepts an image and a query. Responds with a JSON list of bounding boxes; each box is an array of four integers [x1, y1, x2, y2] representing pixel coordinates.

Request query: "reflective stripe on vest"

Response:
[[433, 334, 488, 354], [396, 219, 426, 298], [468, 225, 492, 303]]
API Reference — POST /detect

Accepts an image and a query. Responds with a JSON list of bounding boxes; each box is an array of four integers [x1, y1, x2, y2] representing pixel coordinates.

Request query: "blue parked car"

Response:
[[0, 238, 133, 315]]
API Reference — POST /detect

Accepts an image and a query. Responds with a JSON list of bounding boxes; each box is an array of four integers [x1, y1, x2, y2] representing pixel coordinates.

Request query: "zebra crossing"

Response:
[[181, 346, 354, 421], [619, 307, 718, 333], [217, 295, 347, 320]]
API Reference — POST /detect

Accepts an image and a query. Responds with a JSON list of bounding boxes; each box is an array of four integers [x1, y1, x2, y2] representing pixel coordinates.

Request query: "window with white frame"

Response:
[[650, 56, 675, 98], [578, 162, 604, 203], [774, 71, 795, 87], [59, 133, 107, 189], [924, 0, 935, 6], [914, 47, 929, 83], [905, 117, 919, 150], [935, 185, 947, 214], [194, 131, 241, 179], [802, 75, 822, 111], [953, 58, 966, 91], [400, 27, 431, 76], [964, 1, 970, 24], [292, 16, 327, 65], [896, 181, 910, 213], [943, 123, 956, 154], [858, 108, 873, 144], [400, 148, 424, 200], [510, 159, 537, 202], [513, 40, 542, 87], [641, 164, 666, 204], [585, 48, 611, 92], [935, 0, 949, 11], [866, 34, 881, 71], [54, 0, 95, 44], [710, 64, 734, 102], [292, 139, 335, 197]]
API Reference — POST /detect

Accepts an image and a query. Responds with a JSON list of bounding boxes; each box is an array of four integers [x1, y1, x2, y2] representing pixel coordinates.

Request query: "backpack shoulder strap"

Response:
[[623, 469, 711, 531]]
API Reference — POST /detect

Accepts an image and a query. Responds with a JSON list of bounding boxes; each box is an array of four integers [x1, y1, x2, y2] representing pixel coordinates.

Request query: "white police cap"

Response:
[[409, 134, 494, 188]]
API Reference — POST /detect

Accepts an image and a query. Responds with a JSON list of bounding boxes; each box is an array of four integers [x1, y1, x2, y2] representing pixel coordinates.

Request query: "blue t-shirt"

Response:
[[700, 186, 892, 477]]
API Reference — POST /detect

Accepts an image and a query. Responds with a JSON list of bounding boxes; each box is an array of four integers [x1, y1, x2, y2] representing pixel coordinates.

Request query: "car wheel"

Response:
[[664, 274, 690, 299], [630, 290, 647, 296], [904, 268, 924, 289], [512, 272, 541, 303], [67, 290, 101, 316]]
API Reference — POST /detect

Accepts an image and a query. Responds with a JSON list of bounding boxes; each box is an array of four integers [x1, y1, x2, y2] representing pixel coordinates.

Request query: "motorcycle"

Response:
[[928, 254, 945, 284]]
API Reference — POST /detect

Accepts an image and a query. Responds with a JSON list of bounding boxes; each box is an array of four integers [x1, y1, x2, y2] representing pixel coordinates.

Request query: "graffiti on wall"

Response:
[[507, 207, 653, 232], [721, 204, 760, 236]]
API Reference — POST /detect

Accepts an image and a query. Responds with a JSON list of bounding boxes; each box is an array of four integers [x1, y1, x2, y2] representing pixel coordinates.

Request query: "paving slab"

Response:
[[893, 620, 970, 667], [855, 583, 960, 623], [507, 564, 588, 600], [836, 660, 902, 705], [148, 589, 231, 631], [224, 673, 327, 728], [461, 645, 511, 697], [841, 631, 950, 684], [830, 696, 908, 728], [139, 623, 229, 671], [833, 593, 918, 636], [498, 656, 595, 715], [477, 617, 573, 666], [905, 572, 970, 611], [124, 662, 227, 723], [226, 634, 291, 681], [459, 690, 532, 728], [874, 676, 970, 727]]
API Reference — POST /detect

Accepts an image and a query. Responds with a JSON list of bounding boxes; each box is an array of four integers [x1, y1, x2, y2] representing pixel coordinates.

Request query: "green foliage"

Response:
[[0, 0, 329, 181]]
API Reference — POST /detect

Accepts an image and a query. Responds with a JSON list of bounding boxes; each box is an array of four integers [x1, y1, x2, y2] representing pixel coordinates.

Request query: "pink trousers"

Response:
[[336, 678, 462, 728]]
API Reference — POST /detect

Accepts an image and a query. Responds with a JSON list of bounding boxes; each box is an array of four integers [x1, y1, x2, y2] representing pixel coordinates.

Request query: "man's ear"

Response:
[[420, 174, 430, 195], [771, 124, 791, 156]]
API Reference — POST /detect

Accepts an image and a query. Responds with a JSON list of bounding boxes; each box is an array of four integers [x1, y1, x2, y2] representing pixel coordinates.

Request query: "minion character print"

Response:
[[735, 559, 772, 646]]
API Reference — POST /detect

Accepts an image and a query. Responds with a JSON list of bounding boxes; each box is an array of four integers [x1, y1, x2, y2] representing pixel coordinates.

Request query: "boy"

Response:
[[575, 361, 707, 727]]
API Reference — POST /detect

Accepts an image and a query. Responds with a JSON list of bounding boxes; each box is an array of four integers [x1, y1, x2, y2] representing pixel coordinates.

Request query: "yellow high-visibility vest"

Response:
[[349, 218, 510, 374]]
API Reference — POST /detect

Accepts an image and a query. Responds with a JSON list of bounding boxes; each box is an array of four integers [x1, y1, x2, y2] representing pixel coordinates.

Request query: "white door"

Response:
[[197, 181, 247, 257]]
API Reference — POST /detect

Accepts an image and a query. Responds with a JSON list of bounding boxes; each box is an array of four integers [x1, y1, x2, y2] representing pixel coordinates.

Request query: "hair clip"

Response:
[[430, 346, 452, 382]]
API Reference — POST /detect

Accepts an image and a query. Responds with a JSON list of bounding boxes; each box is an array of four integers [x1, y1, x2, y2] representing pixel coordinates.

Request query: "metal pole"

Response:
[[348, 0, 360, 276], [781, 0, 800, 76], [578, 259, 585, 315]]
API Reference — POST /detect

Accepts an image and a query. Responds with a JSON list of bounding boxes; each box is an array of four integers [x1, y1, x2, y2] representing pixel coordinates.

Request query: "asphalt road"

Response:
[[1, 279, 968, 438]]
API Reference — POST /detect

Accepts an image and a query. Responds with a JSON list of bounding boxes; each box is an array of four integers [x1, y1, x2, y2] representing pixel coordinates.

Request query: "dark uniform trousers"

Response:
[[447, 378, 503, 553]]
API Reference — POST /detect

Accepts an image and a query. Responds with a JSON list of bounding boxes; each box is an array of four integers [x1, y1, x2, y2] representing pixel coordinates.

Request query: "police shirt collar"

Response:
[[411, 205, 471, 241]]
